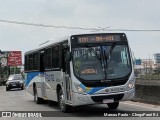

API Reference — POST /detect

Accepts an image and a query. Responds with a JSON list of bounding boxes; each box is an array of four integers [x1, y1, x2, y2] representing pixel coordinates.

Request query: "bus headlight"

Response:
[[74, 84, 85, 94], [128, 80, 135, 90]]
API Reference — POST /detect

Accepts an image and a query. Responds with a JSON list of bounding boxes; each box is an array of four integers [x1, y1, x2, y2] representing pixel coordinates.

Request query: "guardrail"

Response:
[[135, 75, 160, 85], [134, 75, 160, 104], [137, 74, 160, 80], [136, 79, 160, 86]]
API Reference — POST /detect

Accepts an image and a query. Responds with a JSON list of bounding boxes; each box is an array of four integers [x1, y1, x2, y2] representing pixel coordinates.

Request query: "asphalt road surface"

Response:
[[0, 86, 160, 120]]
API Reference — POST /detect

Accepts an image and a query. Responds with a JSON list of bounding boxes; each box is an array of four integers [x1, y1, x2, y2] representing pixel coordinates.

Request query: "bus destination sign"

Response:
[[78, 35, 121, 44]]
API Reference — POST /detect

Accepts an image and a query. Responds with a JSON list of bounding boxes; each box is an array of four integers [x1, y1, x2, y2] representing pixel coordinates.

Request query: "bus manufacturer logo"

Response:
[[105, 89, 109, 92]]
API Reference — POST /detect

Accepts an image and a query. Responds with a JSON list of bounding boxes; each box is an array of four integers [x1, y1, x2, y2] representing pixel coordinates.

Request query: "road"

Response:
[[0, 86, 160, 120]]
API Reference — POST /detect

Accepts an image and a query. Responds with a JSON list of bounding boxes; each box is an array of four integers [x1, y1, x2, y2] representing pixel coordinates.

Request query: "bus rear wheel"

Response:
[[58, 89, 70, 113], [21, 85, 24, 90], [107, 102, 119, 109], [34, 87, 43, 104]]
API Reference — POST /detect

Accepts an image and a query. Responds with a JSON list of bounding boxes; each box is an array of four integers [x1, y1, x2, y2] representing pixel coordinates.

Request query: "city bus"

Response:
[[24, 33, 135, 112]]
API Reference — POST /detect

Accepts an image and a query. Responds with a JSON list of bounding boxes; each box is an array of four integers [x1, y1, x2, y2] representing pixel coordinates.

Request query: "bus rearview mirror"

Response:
[[66, 52, 72, 62]]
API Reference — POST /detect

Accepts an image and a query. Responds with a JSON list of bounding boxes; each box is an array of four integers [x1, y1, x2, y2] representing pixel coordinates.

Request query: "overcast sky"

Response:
[[0, 0, 160, 62]]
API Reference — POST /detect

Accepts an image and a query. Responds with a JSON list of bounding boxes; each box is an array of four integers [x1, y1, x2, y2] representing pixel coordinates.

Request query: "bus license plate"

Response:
[[103, 99, 114, 103]]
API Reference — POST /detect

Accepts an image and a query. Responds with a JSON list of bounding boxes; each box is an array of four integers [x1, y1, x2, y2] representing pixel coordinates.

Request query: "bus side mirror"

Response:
[[66, 52, 72, 62]]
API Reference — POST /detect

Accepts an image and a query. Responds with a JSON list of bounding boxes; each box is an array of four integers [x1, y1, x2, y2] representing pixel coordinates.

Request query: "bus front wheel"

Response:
[[58, 89, 70, 113], [107, 102, 119, 109]]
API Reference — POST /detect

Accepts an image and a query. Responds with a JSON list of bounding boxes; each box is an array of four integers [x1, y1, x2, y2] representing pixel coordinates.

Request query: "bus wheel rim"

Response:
[[59, 93, 64, 110]]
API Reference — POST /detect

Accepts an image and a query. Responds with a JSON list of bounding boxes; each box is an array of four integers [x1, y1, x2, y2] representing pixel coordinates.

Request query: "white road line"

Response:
[[121, 102, 160, 111]]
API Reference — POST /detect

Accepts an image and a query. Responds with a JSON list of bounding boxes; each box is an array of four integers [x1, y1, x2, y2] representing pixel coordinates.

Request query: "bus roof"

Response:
[[25, 35, 70, 55], [25, 32, 126, 55]]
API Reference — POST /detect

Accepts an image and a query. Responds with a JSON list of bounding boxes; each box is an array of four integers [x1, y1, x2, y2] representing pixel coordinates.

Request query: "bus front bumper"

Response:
[[70, 88, 135, 106]]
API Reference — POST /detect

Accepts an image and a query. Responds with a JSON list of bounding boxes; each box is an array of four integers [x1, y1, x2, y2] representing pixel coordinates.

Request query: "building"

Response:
[[134, 59, 155, 76], [154, 53, 160, 70]]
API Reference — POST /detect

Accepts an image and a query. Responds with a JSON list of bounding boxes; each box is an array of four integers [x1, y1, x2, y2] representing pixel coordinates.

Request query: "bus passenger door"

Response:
[[62, 49, 72, 103]]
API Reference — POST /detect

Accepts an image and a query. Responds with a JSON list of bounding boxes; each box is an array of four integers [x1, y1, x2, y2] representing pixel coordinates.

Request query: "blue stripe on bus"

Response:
[[25, 72, 41, 87], [80, 83, 105, 94], [87, 87, 105, 94]]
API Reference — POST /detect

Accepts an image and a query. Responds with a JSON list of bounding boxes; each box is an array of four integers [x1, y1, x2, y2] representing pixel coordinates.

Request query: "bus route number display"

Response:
[[78, 35, 121, 44]]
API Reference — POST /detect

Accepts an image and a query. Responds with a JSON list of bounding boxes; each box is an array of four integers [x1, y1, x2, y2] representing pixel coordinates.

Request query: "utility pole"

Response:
[[0, 50, 2, 80]]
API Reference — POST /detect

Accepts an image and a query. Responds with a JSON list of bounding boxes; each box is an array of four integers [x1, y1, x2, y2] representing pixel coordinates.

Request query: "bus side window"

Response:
[[52, 45, 60, 69], [29, 54, 33, 70], [25, 55, 29, 71], [40, 50, 45, 72], [45, 47, 52, 70], [33, 52, 39, 70]]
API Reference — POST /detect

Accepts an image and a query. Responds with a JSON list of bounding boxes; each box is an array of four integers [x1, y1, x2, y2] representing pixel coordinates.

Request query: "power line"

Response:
[[0, 19, 160, 31], [91, 28, 160, 32], [0, 19, 100, 30]]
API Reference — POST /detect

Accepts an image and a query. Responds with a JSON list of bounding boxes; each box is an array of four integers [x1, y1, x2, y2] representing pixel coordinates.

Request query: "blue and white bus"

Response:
[[25, 33, 135, 112]]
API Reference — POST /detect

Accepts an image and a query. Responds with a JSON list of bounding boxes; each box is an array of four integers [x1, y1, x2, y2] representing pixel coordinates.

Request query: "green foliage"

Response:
[[10, 67, 21, 74], [0, 66, 21, 80], [0, 66, 9, 80]]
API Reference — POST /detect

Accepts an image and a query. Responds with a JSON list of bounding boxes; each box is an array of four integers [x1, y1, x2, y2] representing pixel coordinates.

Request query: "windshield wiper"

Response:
[[101, 43, 116, 80], [105, 43, 116, 59]]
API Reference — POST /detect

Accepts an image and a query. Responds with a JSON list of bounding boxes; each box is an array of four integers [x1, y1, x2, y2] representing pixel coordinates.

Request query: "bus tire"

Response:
[[107, 102, 119, 109], [34, 87, 43, 104], [21, 85, 24, 90], [58, 89, 70, 113]]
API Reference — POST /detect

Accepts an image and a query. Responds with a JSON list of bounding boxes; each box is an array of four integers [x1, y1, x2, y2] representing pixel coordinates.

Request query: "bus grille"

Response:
[[91, 94, 124, 102], [81, 78, 128, 87]]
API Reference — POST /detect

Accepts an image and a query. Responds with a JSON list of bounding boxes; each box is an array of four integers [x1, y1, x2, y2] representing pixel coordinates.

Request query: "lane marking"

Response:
[[121, 102, 160, 111]]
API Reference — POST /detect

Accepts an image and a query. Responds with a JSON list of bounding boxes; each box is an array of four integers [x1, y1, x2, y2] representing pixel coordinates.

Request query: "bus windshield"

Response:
[[72, 44, 131, 80]]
